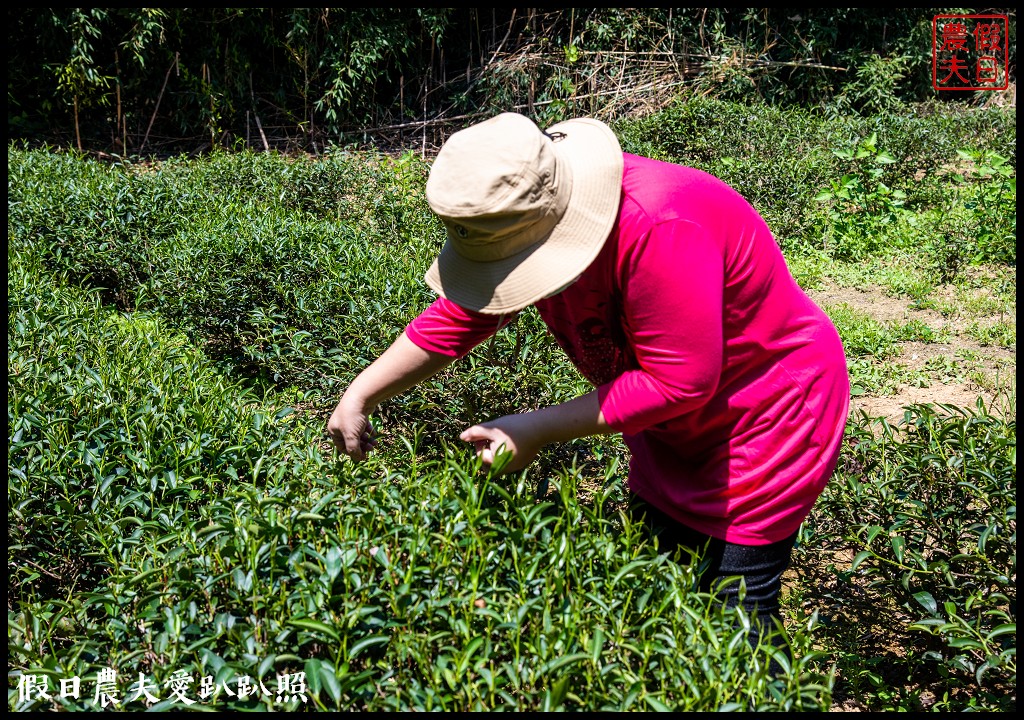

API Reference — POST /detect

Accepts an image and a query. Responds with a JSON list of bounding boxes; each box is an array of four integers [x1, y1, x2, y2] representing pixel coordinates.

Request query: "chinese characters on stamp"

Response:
[[933, 14, 1010, 91]]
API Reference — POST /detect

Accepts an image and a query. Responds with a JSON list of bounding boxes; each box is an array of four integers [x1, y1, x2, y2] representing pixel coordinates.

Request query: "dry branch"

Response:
[[142, 52, 179, 153]]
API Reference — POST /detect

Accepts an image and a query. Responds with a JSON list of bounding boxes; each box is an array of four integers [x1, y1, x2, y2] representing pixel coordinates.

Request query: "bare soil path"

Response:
[[806, 282, 1015, 425]]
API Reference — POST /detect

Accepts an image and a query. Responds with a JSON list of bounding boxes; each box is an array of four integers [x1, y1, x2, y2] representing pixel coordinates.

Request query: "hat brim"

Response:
[[424, 117, 624, 314]]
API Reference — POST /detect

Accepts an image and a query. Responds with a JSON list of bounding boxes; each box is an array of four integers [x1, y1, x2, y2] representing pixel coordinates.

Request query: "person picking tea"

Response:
[[326, 112, 850, 643]]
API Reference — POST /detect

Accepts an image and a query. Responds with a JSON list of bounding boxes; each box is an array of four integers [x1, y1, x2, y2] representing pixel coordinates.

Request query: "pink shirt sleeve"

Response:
[[405, 297, 517, 358], [597, 219, 724, 435]]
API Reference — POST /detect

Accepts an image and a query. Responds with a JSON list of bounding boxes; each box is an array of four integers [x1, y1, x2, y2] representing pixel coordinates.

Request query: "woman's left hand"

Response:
[[460, 413, 545, 475]]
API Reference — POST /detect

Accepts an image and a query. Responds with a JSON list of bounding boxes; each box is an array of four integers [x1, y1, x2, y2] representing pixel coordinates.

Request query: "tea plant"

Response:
[[948, 149, 1017, 267], [805, 403, 1016, 710], [7, 95, 1016, 711], [8, 248, 832, 712]]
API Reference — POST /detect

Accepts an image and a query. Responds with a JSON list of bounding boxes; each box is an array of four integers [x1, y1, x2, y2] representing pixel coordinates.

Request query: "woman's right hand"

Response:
[[323, 333, 457, 462], [326, 394, 377, 461]]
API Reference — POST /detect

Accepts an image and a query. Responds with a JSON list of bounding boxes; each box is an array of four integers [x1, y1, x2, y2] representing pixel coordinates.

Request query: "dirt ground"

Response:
[[806, 283, 1016, 426]]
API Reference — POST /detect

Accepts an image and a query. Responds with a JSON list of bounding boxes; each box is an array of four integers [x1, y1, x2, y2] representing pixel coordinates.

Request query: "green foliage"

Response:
[[614, 97, 1016, 265], [8, 249, 831, 709], [52, 9, 115, 108], [828, 54, 912, 117], [814, 132, 907, 260], [306, 8, 450, 129], [7, 9, 1017, 154], [6, 145, 439, 398], [819, 303, 947, 396], [6, 91, 1016, 710], [824, 303, 902, 360], [809, 404, 1016, 710], [8, 247, 312, 604], [951, 149, 1016, 266]]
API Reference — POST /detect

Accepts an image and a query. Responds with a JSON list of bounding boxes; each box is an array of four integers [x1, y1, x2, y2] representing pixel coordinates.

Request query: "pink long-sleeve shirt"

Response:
[[406, 153, 850, 545]]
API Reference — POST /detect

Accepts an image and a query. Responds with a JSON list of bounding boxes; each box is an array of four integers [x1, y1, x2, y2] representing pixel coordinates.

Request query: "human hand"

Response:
[[326, 394, 377, 461], [459, 413, 545, 475]]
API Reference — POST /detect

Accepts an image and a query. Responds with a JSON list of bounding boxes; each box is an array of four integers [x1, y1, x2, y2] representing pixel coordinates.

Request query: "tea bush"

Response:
[[805, 403, 1016, 710], [615, 97, 1016, 266], [9, 249, 831, 710], [6, 143, 604, 448], [8, 248, 314, 605], [7, 146, 440, 396], [7, 95, 1016, 711]]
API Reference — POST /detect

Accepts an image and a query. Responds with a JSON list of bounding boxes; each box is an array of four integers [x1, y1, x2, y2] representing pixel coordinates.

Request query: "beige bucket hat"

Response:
[[424, 112, 623, 314]]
